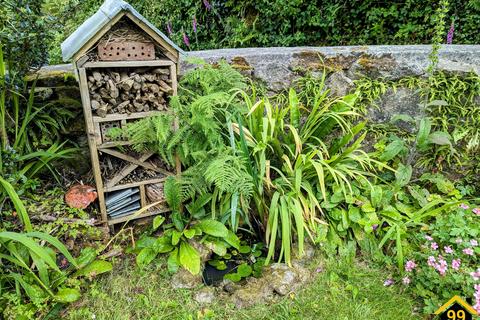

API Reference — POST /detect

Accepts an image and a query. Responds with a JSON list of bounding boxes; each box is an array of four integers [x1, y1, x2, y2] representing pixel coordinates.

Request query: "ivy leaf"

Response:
[[179, 241, 200, 275], [196, 219, 228, 238]]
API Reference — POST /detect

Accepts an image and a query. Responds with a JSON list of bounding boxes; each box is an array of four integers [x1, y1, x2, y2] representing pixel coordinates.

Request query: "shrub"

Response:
[[400, 203, 480, 313]]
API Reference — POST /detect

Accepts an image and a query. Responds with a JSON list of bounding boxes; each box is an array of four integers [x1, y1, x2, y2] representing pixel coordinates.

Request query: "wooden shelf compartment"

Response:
[[107, 205, 170, 225], [83, 59, 174, 69], [103, 177, 169, 192]]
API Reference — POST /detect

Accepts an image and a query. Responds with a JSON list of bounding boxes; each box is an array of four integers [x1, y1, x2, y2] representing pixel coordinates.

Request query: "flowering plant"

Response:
[[399, 204, 480, 313]]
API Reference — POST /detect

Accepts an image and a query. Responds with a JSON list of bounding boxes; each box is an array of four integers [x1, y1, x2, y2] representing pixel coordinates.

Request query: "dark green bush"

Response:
[[46, 0, 480, 63]]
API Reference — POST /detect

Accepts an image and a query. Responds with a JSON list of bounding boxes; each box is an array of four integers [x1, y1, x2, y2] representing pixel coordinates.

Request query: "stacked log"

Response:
[[87, 67, 172, 116]]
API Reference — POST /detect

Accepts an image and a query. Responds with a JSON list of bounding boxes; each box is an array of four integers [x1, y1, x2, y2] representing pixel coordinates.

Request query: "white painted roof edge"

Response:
[[61, 0, 184, 62]]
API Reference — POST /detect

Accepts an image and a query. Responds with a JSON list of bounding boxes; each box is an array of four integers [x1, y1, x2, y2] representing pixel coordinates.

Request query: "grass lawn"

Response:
[[66, 254, 420, 320]]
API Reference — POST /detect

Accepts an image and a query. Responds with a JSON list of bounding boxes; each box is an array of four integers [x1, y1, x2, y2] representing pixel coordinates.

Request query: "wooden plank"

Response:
[[83, 59, 174, 69], [104, 152, 154, 188], [125, 12, 178, 62], [93, 122, 102, 145], [73, 12, 126, 63], [169, 64, 181, 175], [98, 141, 132, 149], [78, 67, 108, 225], [100, 149, 163, 173], [104, 177, 168, 192], [139, 184, 147, 207], [107, 206, 169, 226], [93, 111, 161, 123]]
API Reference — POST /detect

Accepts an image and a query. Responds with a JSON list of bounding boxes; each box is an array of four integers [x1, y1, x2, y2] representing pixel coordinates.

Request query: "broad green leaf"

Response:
[[370, 185, 383, 208], [75, 260, 113, 277], [183, 229, 196, 239], [196, 219, 228, 238], [179, 242, 200, 275], [395, 164, 412, 188], [237, 263, 253, 277], [224, 273, 242, 282], [136, 248, 157, 267], [153, 216, 166, 230], [172, 230, 182, 245], [55, 288, 81, 303], [224, 230, 240, 250], [153, 236, 174, 253], [167, 248, 179, 273], [416, 118, 431, 150], [428, 131, 452, 146], [0, 177, 32, 231], [27, 231, 77, 267]]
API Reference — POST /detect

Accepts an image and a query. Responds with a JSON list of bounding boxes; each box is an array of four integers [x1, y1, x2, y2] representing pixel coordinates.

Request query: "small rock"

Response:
[[291, 241, 315, 264], [326, 71, 354, 97], [194, 287, 216, 304], [231, 277, 274, 308], [266, 263, 310, 296], [221, 279, 239, 293], [170, 269, 203, 289], [65, 185, 97, 209]]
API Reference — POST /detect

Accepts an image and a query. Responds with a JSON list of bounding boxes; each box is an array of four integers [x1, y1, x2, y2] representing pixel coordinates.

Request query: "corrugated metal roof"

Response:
[[61, 0, 184, 62]]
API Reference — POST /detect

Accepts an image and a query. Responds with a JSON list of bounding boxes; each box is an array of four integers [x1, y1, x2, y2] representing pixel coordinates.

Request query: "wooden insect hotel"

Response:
[[61, 0, 184, 226]]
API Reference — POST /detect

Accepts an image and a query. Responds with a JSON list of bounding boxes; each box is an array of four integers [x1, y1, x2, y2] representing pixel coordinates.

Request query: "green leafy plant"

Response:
[[399, 203, 480, 314]]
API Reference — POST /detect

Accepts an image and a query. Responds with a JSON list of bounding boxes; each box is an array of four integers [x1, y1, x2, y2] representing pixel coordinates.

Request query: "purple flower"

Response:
[[166, 21, 173, 35], [452, 259, 461, 270], [431, 242, 438, 250], [405, 260, 417, 272], [402, 276, 411, 285], [193, 16, 198, 33], [471, 239, 478, 247], [447, 22, 454, 44], [444, 246, 454, 254], [463, 248, 474, 256], [372, 224, 379, 231], [203, 0, 212, 10], [315, 267, 323, 273], [460, 203, 470, 210], [473, 208, 480, 215], [383, 279, 394, 286], [183, 33, 190, 47], [425, 235, 433, 241]]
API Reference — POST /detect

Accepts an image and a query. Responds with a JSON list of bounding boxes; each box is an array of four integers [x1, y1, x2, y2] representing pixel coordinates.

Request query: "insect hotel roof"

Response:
[[61, 0, 184, 64]]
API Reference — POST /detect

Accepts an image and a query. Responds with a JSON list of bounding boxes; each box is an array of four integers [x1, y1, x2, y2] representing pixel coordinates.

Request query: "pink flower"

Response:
[[402, 276, 411, 285], [431, 242, 438, 250], [405, 260, 417, 272], [425, 235, 433, 241], [202, 0, 212, 10], [470, 239, 478, 247], [383, 279, 394, 286], [471, 269, 480, 281], [460, 203, 470, 210], [444, 246, 453, 254], [463, 248, 474, 256], [166, 21, 173, 35], [473, 208, 480, 215], [192, 16, 198, 33], [474, 302, 480, 314], [451, 259, 461, 270], [435, 258, 448, 275], [456, 238, 463, 244], [182, 33, 190, 47], [427, 256, 436, 267], [446, 22, 454, 44]]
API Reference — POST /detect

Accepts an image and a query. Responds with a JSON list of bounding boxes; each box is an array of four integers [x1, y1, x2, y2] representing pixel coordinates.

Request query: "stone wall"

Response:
[[34, 45, 480, 173]]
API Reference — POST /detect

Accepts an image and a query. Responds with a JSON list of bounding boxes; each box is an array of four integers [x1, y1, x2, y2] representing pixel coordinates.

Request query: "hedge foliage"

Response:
[[41, 0, 480, 63]]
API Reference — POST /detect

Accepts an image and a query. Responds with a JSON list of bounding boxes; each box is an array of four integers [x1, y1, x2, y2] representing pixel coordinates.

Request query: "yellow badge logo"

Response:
[[434, 295, 477, 320]]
